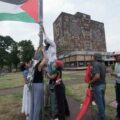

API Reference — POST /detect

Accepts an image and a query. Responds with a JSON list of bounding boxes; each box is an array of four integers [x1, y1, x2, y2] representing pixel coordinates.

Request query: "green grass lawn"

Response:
[[0, 71, 117, 119], [66, 83, 116, 119], [63, 71, 85, 80], [0, 93, 23, 120], [0, 72, 25, 119], [0, 72, 24, 89], [62, 70, 116, 119]]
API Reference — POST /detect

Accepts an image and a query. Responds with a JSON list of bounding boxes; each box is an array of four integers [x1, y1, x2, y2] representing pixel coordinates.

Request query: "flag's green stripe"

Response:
[[0, 0, 27, 5], [0, 12, 35, 23]]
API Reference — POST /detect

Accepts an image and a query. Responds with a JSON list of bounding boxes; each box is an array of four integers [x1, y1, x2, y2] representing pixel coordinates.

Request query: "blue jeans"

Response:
[[92, 84, 106, 120]]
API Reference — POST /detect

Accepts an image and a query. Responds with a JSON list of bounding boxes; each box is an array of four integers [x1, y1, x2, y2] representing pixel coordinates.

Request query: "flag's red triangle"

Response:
[[21, 0, 39, 22]]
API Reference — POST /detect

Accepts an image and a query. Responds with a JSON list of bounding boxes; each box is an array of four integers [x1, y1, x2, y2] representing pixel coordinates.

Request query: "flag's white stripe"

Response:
[[0, 1, 23, 14]]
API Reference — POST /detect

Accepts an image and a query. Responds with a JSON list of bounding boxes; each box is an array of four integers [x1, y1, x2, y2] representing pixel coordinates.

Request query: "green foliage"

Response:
[[0, 35, 35, 71], [111, 64, 115, 71], [0, 72, 24, 89], [18, 40, 35, 62], [0, 35, 15, 69], [11, 44, 20, 69]]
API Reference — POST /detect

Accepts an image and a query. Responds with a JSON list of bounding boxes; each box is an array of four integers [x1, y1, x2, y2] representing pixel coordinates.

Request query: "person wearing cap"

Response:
[[90, 53, 106, 120], [111, 52, 120, 120]]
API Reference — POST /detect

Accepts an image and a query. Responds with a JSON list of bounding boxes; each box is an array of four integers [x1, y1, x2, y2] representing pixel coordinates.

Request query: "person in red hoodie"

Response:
[[46, 60, 70, 120]]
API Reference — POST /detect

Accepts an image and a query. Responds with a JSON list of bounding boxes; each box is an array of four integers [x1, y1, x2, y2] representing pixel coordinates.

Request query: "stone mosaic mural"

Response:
[[53, 12, 106, 55]]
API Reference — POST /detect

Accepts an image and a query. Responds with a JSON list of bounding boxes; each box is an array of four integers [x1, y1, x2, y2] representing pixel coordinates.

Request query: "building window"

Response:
[[69, 62, 77, 67]]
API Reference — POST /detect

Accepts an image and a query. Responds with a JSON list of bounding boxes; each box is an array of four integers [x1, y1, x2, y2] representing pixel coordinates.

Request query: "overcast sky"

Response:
[[0, 0, 120, 52]]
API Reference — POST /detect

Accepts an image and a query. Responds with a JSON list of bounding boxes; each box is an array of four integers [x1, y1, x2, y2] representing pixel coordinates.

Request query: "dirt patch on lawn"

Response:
[[0, 86, 23, 96]]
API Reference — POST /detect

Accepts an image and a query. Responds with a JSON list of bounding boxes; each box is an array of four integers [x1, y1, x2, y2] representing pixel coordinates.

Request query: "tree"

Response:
[[18, 40, 35, 62], [11, 43, 20, 70], [0, 35, 20, 71], [0, 35, 11, 69], [0, 36, 35, 71]]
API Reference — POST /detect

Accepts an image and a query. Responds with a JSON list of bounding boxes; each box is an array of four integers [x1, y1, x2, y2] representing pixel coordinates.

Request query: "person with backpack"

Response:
[[111, 52, 120, 120], [90, 53, 106, 120], [46, 60, 70, 120]]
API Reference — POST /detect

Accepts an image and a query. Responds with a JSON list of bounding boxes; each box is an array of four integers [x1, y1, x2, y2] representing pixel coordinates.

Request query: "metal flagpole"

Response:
[[39, 0, 43, 47], [39, 0, 45, 120]]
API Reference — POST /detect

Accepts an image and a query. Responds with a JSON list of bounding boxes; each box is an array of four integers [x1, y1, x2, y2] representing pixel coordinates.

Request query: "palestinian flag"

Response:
[[0, 0, 39, 23]]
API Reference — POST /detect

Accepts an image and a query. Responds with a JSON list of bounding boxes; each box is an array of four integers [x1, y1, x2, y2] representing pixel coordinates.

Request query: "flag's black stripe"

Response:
[[0, 0, 27, 5]]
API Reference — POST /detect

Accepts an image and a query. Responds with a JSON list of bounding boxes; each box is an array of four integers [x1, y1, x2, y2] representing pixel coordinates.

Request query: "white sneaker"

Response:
[[26, 116, 29, 120], [54, 118, 59, 120]]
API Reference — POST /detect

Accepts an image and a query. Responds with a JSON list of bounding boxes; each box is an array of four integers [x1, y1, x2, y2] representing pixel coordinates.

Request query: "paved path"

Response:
[[67, 96, 99, 120], [67, 96, 80, 120], [0, 86, 23, 96]]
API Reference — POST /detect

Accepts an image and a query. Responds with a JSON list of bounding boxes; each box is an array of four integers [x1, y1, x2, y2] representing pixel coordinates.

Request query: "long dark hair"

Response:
[[56, 67, 62, 78], [45, 43, 50, 50], [34, 60, 43, 72], [20, 63, 26, 71], [20, 59, 31, 71]]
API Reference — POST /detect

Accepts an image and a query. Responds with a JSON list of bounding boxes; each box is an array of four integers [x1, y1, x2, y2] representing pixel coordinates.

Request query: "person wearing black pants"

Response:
[[55, 81, 70, 120], [115, 83, 120, 120]]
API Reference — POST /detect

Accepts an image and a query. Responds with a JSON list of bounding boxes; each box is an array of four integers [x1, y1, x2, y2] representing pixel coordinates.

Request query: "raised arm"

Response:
[[39, 25, 56, 47], [46, 72, 57, 80], [38, 47, 48, 71]]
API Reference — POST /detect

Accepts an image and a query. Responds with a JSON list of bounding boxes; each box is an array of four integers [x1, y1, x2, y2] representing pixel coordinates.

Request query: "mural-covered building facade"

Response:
[[53, 12, 113, 68]]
